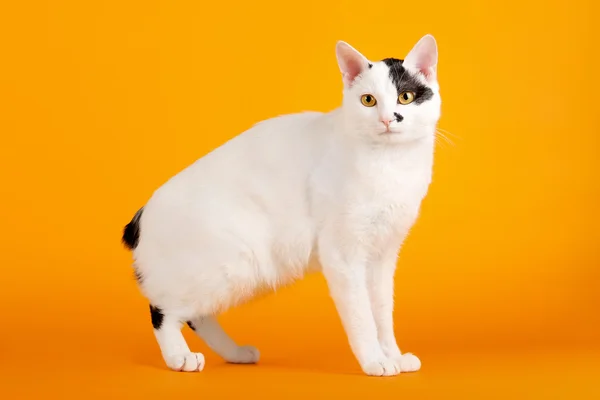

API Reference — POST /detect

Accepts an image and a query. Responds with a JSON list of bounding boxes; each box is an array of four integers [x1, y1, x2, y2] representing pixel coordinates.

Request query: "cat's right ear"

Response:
[[336, 41, 370, 88]]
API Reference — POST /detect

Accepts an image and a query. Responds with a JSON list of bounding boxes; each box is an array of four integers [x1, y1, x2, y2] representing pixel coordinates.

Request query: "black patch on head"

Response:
[[186, 321, 196, 331], [122, 207, 144, 250], [150, 305, 164, 330], [368, 63, 373, 69], [394, 112, 404, 122], [381, 58, 433, 105]]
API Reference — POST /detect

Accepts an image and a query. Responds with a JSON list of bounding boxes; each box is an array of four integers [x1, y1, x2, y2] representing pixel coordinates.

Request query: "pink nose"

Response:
[[381, 119, 393, 128]]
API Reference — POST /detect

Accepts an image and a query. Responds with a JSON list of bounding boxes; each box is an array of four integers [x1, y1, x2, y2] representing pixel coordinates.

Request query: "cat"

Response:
[[122, 34, 441, 376]]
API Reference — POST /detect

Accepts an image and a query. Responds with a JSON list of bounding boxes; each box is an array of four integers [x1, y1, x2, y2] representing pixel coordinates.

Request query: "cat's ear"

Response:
[[404, 34, 438, 82], [336, 41, 371, 88]]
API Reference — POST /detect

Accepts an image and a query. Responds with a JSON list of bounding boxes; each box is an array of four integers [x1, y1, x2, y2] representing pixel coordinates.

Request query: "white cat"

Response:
[[123, 34, 441, 376]]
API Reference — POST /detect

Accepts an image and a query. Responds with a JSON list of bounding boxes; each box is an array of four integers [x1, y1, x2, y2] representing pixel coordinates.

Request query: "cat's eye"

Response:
[[360, 94, 377, 107], [398, 91, 415, 105]]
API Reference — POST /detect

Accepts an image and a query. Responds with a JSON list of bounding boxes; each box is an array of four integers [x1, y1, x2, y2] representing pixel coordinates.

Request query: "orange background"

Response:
[[1, 0, 599, 398]]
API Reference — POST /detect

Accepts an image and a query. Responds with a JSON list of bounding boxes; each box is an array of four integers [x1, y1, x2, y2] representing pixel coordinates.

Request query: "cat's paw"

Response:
[[225, 345, 260, 364], [165, 352, 205, 372], [398, 352, 421, 372], [362, 358, 401, 377]]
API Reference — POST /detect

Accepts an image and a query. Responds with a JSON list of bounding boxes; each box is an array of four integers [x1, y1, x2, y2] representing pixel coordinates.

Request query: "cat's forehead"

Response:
[[360, 58, 434, 104], [350, 62, 394, 96]]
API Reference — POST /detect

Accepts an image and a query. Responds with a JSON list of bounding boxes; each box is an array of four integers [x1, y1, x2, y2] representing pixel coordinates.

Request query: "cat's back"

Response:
[[144, 111, 328, 221], [206, 111, 326, 165], [185, 111, 325, 185]]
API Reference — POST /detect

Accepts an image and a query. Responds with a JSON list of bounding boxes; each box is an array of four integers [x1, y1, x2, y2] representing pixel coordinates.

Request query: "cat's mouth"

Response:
[[379, 130, 401, 135]]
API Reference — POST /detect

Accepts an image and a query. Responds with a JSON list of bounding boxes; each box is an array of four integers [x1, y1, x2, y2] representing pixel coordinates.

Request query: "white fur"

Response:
[[131, 35, 441, 376]]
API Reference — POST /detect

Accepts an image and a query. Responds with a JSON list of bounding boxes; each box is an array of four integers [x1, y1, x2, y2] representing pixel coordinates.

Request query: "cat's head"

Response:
[[336, 35, 441, 144]]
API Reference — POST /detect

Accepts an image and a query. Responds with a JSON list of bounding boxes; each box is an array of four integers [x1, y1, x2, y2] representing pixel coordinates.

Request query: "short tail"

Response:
[[122, 207, 144, 250]]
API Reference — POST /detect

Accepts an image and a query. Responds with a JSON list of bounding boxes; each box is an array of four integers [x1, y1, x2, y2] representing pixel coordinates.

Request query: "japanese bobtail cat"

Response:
[[123, 34, 441, 376]]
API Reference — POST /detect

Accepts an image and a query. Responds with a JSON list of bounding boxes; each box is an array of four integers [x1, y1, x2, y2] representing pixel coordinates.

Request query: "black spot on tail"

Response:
[[122, 207, 143, 250], [133, 269, 143, 284], [150, 305, 164, 330]]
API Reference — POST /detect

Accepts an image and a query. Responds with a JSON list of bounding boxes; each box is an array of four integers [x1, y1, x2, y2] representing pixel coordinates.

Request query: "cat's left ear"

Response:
[[404, 34, 438, 82], [336, 41, 371, 88]]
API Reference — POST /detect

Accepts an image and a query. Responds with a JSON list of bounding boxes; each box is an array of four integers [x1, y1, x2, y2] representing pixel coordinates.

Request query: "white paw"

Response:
[[399, 353, 421, 372], [362, 358, 401, 377], [226, 345, 260, 364], [165, 352, 205, 372]]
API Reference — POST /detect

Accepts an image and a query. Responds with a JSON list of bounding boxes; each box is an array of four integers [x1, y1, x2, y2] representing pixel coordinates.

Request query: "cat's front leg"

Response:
[[319, 243, 400, 377], [368, 243, 421, 373]]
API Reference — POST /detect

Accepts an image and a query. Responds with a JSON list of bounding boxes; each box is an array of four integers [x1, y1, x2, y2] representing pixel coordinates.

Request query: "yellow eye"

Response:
[[398, 91, 415, 105], [360, 94, 377, 107]]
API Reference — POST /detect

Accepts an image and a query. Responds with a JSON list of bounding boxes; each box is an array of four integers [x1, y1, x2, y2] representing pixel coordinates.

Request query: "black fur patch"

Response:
[[150, 305, 164, 330], [134, 269, 143, 284], [382, 58, 433, 105], [394, 112, 404, 122], [122, 207, 143, 250], [186, 321, 196, 331]]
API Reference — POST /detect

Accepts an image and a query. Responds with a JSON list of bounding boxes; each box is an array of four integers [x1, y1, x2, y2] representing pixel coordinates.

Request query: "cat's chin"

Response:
[[376, 131, 426, 144]]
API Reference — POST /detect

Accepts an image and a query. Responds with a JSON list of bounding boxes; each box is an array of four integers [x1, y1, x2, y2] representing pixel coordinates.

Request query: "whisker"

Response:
[[436, 127, 462, 140], [435, 130, 455, 147], [434, 134, 449, 150], [439, 134, 455, 147]]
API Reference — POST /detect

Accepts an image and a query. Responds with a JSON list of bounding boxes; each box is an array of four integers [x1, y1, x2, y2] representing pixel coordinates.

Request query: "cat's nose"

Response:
[[381, 119, 394, 129]]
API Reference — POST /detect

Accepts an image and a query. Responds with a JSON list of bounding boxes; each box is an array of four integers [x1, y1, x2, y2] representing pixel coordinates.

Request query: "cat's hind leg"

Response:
[[150, 305, 205, 372], [187, 315, 259, 364]]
